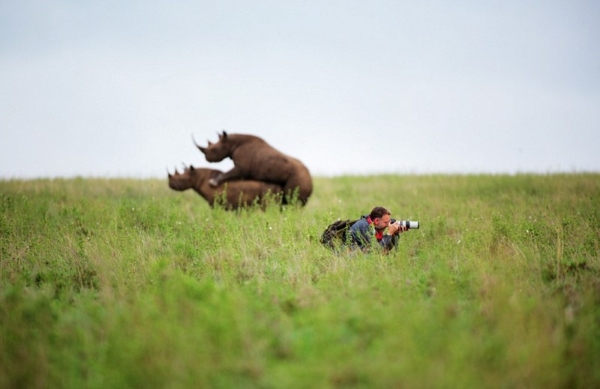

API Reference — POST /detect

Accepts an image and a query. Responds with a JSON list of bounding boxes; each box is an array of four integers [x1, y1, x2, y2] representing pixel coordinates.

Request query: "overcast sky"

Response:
[[1, 1, 599, 179]]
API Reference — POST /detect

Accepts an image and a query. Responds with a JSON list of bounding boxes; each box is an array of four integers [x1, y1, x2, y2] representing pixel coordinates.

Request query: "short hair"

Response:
[[370, 206, 391, 220]]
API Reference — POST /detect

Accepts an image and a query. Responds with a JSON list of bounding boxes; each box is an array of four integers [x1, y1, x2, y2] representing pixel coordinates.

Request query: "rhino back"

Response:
[[233, 143, 301, 182]]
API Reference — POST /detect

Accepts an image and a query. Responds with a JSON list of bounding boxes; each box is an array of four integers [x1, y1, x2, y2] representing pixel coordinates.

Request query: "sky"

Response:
[[1, 1, 599, 179]]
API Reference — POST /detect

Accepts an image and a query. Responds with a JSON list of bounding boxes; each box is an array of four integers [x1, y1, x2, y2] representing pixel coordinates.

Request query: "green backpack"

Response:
[[320, 219, 359, 249]]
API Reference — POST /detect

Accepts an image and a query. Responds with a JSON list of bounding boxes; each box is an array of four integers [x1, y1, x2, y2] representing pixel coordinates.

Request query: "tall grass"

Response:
[[1, 174, 599, 388]]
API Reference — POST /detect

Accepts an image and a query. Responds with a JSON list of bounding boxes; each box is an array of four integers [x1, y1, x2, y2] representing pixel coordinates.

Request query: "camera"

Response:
[[391, 219, 420, 229]]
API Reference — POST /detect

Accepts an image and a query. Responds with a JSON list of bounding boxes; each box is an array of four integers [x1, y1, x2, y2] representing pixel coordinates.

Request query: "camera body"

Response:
[[391, 219, 420, 229]]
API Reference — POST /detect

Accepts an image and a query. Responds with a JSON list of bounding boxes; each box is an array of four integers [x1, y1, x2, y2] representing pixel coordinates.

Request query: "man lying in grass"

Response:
[[321, 206, 410, 254], [348, 206, 407, 253]]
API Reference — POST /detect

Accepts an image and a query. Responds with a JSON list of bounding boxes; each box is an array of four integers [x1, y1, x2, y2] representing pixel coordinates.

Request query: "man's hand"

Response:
[[388, 221, 407, 235]]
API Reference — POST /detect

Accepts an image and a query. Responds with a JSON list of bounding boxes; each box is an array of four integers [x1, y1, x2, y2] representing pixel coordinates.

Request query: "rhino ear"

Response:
[[207, 140, 213, 146], [222, 131, 228, 138], [190, 165, 195, 172]]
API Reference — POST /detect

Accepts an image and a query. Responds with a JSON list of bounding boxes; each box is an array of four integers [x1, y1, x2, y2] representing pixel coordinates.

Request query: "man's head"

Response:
[[370, 206, 392, 231]]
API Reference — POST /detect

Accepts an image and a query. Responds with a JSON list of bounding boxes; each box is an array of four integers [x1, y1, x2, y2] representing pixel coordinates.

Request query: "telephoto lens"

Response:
[[399, 220, 419, 229]]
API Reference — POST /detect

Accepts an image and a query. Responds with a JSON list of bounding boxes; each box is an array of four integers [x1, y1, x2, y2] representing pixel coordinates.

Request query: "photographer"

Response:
[[348, 206, 407, 253]]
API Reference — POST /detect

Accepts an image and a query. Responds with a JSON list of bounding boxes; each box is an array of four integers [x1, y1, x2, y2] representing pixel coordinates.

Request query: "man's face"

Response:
[[374, 214, 391, 231]]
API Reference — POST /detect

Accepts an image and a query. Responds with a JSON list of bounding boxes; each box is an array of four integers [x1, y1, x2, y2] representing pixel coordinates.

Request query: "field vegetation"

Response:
[[1, 174, 599, 388]]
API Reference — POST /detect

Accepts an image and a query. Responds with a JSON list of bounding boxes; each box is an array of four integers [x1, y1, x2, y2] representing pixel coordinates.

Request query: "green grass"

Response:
[[1, 174, 599, 388]]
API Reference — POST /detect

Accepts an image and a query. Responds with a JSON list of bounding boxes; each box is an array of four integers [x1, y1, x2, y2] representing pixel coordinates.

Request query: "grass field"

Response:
[[1, 174, 599, 388]]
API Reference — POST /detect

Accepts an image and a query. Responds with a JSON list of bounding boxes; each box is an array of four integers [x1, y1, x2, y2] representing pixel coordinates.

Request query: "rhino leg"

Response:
[[209, 167, 245, 187], [209, 174, 223, 187]]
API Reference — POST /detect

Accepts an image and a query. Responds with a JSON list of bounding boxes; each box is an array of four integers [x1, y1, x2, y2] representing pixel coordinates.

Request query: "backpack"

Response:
[[320, 219, 359, 249]]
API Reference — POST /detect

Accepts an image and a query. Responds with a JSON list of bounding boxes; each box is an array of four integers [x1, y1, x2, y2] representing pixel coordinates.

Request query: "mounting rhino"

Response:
[[195, 132, 313, 205], [168, 165, 283, 210]]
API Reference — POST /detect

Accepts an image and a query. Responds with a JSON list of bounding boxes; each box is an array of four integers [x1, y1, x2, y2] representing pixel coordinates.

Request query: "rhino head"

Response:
[[168, 165, 192, 191], [168, 165, 218, 191], [194, 131, 231, 163]]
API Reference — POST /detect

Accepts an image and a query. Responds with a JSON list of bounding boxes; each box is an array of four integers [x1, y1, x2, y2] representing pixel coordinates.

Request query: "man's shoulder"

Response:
[[349, 216, 369, 231]]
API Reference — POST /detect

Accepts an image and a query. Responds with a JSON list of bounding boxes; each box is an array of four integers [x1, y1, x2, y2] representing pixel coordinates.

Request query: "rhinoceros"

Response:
[[195, 132, 313, 205], [168, 165, 283, 210]]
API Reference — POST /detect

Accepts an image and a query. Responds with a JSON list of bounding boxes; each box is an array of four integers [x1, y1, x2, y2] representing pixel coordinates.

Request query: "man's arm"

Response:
[[379, 234, 399, 252]]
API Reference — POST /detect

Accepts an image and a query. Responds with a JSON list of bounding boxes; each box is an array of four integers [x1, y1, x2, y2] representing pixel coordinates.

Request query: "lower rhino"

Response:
[[168, 165, 283, 210]]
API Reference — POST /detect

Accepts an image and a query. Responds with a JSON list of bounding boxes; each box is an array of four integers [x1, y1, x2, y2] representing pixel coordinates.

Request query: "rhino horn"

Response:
[[192, 134, 207, 153]]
